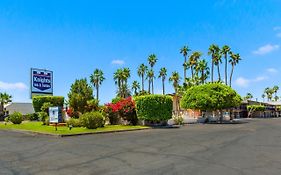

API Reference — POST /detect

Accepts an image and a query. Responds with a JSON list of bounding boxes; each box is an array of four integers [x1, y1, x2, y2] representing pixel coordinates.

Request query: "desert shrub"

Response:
[[173, 115, 184, 125], [66, 118, 82, 127], [25, 113, 39, 121], [38, 112, 49, 125], [80, 111, 105, 129], [32, 96, 64, 112], [9, 112, 23, 124], [44, 116, 50, 125], [134, 95, 173, 122]]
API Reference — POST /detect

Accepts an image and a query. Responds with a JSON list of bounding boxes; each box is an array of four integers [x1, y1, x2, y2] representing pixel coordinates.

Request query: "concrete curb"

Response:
[[0, 127, 151, 138]]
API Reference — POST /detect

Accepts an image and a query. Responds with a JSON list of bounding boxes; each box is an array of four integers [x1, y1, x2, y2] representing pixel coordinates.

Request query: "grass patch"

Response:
[[0, 121, 149, 135]]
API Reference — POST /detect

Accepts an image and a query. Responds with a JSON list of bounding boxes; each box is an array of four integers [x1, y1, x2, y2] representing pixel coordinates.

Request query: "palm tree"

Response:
[[158, 67, 167, 95], [169, 72, 181, 94], [114, 68, 131, 98], [131, 81, 140, 96], [169, 72, 181, 111], [147, 69, 154, 94], [196, 59, 209, 84], [180, 45, 191, 80], [90, 69, 105, 102], [208, 44, 220, 82], [244, 93, 253, 100], [137, 64, 148, 91], [264, 87, 274, 102], [273, 85, 279, 100], [221, 45, 231, 85], [113, 68, 123, 90], [148, 54, 157, 94], [189, 51, 202, 78], [213, 51, 222, 81], [262, 94, 266, 102], [229, 53, 241, 87], [0, 92, 12, 115]]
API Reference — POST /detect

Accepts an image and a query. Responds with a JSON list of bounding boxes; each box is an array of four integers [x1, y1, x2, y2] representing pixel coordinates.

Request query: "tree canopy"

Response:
[[180, 82, 242, 111]]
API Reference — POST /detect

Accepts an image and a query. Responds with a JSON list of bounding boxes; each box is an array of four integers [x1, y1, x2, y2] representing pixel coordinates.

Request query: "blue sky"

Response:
[[0, 0, 281, 104]]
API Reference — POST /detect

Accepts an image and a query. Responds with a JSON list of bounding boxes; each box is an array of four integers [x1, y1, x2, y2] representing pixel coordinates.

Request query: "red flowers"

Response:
[[105, 97, 135, 115]]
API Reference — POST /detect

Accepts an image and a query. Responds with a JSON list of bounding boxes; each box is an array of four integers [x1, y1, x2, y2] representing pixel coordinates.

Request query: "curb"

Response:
[[0, 127, 151, 137]]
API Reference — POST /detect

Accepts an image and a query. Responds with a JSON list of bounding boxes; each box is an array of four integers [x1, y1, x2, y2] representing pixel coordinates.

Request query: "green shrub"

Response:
[[41, 102, 54, 113], [38, 112, 49, 125], [9, 112, 23, 124], [25, 113, 39, 121], [80, 111, 105, 129], [44, 116, 50, 126], [66, 118, 82, 127], [134, 95, 173, 122], [32, 96, 64, 112], [247, 105, 265, 111], [4, 116, 9, 123], [85, 99, 100, 112]]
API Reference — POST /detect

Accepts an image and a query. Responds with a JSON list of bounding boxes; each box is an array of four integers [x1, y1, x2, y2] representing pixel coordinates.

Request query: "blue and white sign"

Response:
[[31, 68, 53, 96], [49, 107, 62, 123]]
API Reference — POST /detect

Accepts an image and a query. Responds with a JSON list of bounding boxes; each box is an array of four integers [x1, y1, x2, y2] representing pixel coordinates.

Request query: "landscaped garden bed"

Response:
[[0, 121, 150, 136]]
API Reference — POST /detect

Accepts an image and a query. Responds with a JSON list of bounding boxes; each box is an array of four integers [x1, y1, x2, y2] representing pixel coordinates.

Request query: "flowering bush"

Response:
[[105, 97, 138, 125]]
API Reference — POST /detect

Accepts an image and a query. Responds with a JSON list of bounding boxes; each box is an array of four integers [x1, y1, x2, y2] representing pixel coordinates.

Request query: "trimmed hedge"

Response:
[[80, 111, 105, 129], [134, 95, 173, 122], [32, 96, 64, 112]]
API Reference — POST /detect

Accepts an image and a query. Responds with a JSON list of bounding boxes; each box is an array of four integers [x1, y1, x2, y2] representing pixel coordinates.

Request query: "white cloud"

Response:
[[266, 68, 278, 74], [0, 81, 28, 91], [273, 26, 281, 31], [252, 44, 279, 55], [235, 76, 268, 88], [111, 59, 125, 65]]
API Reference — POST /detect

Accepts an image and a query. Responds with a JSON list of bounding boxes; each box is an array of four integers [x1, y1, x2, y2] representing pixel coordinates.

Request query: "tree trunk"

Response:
[[148, 79, 151, 94], [230, 65, 234, 87], [96, 85, 99, 102], [191, 67, 194, 79], [152, 79, 154, 94], [184, 56, 187, 80], [162, 79, 165, 95], [225, 55, 228, 85], [217, 64, 221, 81], [220, 109, 223, 123], [201, 70, 204, 84], [141, 74, 144, 91], [211, 61, 214, 83]]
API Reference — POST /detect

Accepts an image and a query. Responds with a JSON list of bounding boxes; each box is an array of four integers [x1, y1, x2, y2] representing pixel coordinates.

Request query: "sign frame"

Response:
[[30, 68, 53, 98]]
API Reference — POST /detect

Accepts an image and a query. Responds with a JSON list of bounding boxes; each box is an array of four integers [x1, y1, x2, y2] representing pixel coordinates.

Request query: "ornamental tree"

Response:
[[180, 82, 242, 122]]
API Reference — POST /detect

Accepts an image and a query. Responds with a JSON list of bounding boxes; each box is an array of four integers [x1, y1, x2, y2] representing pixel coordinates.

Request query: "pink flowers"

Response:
[[105, 97, 135, 115]]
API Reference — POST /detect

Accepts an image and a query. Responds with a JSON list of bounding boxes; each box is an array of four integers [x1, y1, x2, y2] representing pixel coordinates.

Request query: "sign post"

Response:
[[49, 107, 62, 131]]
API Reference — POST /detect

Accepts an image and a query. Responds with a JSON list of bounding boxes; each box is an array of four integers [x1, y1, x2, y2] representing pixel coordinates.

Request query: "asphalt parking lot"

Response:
[[1, 118, 281, 175]]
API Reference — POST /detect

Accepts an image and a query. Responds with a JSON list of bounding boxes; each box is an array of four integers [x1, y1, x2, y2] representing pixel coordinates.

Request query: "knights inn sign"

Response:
[[30, 68, 53, 97]]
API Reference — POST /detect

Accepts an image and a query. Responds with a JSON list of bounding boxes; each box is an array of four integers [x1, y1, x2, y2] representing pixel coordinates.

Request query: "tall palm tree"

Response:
[[0, 92, 12, 115], [221, 45, 231, 85], [180, 45, 191, 80], [114, 68, 131, 98], [158, 67, 167, 95], [213, 52, 222, 81], [262, 94, 266, 102], [264, 87, 274, 102], [90, 69, 105, 102], [196, 59, 209, 84], [189, 51, 202, 78], [169, 72, 181, 94], [273, 85, 279, 100], [148, 54, 157, 94], [229, 53, 241, 87], [208, 44, 220, 83], [169, 72, 181, 111], [131, 81, 140, 96], [147, 69, 154, 94], [137, 64, 148, 91], [113, 68, 123, 90]]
